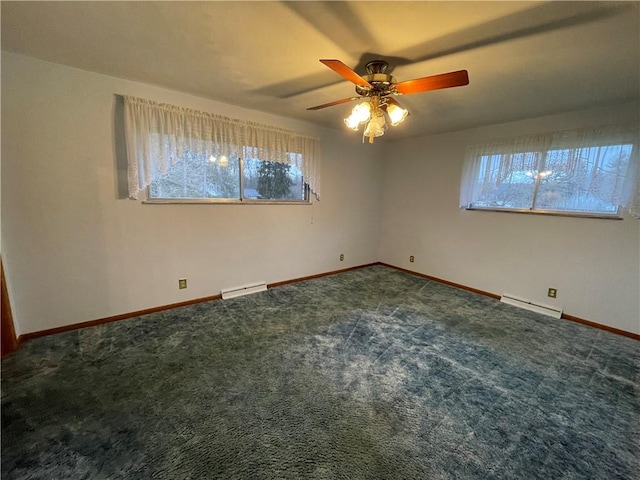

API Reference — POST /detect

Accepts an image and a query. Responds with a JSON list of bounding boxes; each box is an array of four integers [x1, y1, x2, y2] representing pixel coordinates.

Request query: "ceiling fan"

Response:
[[307, 59, 469, 143]]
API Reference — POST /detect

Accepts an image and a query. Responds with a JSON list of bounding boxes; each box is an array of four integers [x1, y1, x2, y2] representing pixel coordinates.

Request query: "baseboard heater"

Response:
[[500, 294, 563, 319], [221, 281, 267, 300]]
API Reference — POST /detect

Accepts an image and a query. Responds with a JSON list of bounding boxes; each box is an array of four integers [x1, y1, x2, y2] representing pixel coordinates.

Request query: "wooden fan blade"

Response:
[[320, 59, 372, 88], [307, 97, 361, 111], [395, 70, 469, 95]]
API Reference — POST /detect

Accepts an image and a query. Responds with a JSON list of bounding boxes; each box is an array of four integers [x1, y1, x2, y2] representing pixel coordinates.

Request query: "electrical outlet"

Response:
[[409, 255, 415, 263], [339, 254, 344, 261], [179, 278, 187, 289], [548, 287, 557, 298]]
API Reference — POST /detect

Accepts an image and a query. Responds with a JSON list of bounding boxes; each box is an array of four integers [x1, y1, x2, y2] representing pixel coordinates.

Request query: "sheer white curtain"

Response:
[[460, 124, 639, 217], [124, 95, 321, 200]]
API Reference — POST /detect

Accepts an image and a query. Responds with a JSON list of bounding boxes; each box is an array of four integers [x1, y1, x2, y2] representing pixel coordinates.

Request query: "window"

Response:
[[460, 125, 639, 218], [123, 95, 320, 203], [148, 151, 308, 202]]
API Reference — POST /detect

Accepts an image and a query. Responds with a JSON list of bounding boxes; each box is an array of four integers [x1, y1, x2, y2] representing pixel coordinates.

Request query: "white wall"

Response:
[[1, 52, 383, 335], [3, 52, 638, 337], [379, 102, 640, 334]]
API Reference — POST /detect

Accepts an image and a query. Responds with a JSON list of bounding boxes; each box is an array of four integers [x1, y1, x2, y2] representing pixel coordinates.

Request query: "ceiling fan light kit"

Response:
[[386, 102, 409, 126], [308, 59, 469, 143], [344, 95, 397, 143], [362, 109, 387, 141], [344, 101, 372, 130]]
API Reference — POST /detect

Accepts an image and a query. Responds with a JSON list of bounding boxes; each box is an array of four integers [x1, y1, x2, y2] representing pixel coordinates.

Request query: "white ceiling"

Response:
[[2, 1, 639, 139]]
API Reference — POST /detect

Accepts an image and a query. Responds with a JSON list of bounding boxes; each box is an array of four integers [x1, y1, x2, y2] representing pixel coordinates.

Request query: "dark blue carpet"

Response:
[[2, 265, 638, 479]]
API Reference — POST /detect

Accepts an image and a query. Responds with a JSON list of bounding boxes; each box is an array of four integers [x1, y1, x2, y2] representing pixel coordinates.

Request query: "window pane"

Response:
[[243, 158, 306, 201], [535, 145, 631, 214], [470, 153, 537, 209], [467, 144, 633, 215], [149, 152, 240, 199]]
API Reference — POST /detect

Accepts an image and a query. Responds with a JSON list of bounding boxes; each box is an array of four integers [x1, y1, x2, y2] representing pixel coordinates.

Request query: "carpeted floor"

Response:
[[2, 265, 639, 479]]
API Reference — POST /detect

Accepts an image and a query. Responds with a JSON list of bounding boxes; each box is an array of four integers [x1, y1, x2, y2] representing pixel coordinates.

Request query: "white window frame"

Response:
[[145, 154, 311, 205], [459, 125, 639, 219], [123, 95, 321, 203]]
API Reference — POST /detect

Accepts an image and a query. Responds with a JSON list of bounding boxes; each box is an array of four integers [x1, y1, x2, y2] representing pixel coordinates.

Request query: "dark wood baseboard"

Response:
[[381, 263, 640, 341], [381, 263, 501, 300], [560, 313, 640, 341], [268, 263, 380, 288], [18, 294, 222, 343], [16, 264, 379, 344], [13, 262, 639, 346]]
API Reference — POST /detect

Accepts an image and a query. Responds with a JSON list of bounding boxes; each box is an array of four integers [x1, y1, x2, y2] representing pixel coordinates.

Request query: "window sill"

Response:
[[464, 207, 623, 220], [143, 198, 311, 205]]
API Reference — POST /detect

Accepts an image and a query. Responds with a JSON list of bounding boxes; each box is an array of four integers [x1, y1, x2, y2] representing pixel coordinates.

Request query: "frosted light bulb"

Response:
[[387, 103, 408, 126]]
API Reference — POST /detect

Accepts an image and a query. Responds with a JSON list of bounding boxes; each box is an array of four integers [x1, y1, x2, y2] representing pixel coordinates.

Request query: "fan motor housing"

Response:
[[356, 73, 397, 96], [356, 60, 397, 96]]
